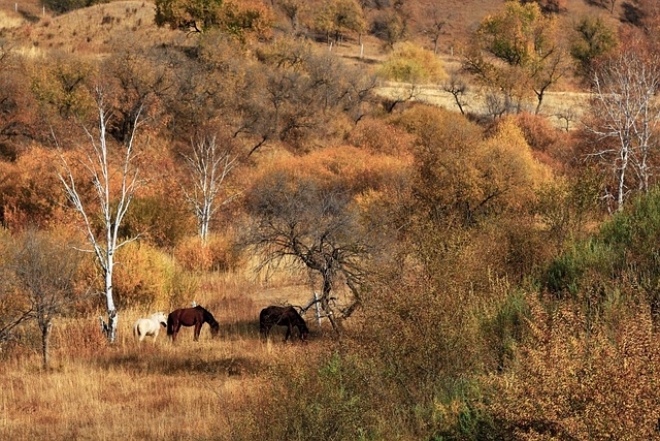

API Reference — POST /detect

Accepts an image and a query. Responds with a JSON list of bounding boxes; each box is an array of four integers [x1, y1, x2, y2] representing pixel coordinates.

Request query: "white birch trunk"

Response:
[[58, 86, 142, 343]]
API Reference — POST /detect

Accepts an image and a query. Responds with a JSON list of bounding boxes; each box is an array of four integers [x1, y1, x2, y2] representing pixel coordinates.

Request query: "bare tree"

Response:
[[12, 229, 83, 369], [531, 47, 568, 115], [442, 71, 469, 115], [181, 135, 238, 244], [587, 47, 660, 211], [0, 233, 31, 350], [420, 2, 447, 54], [243, 172, 369, 333], [57, 87, 143, 343]]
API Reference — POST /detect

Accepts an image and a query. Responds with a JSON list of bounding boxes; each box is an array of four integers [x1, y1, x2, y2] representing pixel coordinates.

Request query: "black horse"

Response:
[[259, 305, 309, 342], [167, 305, 219, 342]]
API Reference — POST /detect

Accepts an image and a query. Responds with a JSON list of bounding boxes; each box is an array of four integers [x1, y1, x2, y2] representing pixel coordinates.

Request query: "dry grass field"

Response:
[[0, 270, 335, 440]]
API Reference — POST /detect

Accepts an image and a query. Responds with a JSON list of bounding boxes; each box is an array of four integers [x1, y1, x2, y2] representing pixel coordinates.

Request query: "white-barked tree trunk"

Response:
[[57, 87, 143, 343]]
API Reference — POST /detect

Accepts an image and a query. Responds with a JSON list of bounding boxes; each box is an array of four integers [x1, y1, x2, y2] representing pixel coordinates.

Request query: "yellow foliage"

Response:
[[112, 241, 178, 310], [480, 116, 553, 211], [481, 296, 660, 439], [174, 233, 242, 273], [347, 117, 416, 156], [377, 41, 446, 83]]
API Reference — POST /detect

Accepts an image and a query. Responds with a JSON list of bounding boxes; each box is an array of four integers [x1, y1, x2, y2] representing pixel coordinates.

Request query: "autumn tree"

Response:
[[162, 33, 247, 142], [57, 87, 144, 343], [155, 0, 225, 32], [464, 1, 564, 115], [30, 54, 94, 122], [371, 10, 406, 49], [570, 16, 618, 81], [418, 1, 447, 54], [277, 0, 304, 34], [11, 229, 84, 369], [0, 46, 37, 158], [0, 231, 30, 349], [240, 45, 376, 153], [155, 0, 273, 37], [314, 0, 367, 44], [242, 166, 371, 332], [377, 42, 445, 83], [399, 107, 548, 230], [442, 70, 469, 115], [100, 41, 172, 144]]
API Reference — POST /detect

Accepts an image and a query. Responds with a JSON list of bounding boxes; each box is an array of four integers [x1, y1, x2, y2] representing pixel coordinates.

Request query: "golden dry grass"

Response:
[[0, 273, 330, 441]]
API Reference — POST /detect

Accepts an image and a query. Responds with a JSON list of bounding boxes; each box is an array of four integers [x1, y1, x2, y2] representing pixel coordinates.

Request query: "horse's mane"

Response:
[[285, 307, 308, 331], [196, 305, 219, 328]]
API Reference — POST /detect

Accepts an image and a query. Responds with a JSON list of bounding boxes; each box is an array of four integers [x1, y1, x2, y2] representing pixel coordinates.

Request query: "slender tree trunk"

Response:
[[41, 321, 52, 370], [320, 274, 338, 332]]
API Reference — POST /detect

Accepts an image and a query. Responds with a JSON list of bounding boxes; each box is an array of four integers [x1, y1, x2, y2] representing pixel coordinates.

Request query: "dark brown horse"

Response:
[[167, 305, 220, 342], [259, 305, 309, 342]]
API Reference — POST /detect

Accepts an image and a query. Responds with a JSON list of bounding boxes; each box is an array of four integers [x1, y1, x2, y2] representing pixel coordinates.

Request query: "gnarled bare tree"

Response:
[[243, 171, 369, 333]]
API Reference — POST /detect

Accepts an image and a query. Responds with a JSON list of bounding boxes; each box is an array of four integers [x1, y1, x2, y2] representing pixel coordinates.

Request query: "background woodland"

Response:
[[2, 0, 660, 439]]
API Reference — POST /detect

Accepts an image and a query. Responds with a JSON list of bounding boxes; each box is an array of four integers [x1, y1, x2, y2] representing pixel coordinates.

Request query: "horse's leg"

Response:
[[172, 323, 179, 342], [285, 323, 292, 342], [194, 322, 202, 341]]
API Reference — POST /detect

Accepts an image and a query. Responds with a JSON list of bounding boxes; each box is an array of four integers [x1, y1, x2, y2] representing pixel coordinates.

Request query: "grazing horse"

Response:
[[167, 305, 220, 342], [259, 305, 309, 342], [132, 312, 168, 343]]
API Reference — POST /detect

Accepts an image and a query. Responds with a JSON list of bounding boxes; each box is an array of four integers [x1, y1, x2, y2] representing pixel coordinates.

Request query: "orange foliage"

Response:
[[254, 144, 412, 198], [347, 117, 415, 156], [173, 233, 242, 273], [0, 146, 69, 229]]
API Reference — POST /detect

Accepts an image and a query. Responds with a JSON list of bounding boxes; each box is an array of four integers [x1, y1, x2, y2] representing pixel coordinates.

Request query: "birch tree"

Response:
[[57, 87, 143, 343], [181, 135, 238, 244], [587, 46, 660, 212]]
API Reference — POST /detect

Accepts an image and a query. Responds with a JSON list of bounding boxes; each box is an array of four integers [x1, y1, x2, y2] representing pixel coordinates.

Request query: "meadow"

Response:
[[0, 272, 327, 440]]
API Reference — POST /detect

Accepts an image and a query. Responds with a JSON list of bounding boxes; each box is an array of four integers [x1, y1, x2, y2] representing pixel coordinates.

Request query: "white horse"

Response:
[[132, 312, 168, 343]]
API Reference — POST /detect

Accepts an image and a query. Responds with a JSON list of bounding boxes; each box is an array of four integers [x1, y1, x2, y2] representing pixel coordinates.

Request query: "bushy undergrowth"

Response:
[[111, 241, 198, 310]]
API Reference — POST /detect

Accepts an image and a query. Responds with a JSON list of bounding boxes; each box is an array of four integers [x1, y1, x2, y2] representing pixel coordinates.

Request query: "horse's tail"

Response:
[[166, 314, 174, 336]]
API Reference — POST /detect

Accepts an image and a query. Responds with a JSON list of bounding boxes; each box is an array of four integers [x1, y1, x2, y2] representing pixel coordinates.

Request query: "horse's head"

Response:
[[298, 322, 310, 342], [208, 319, 220, 338], [153, 312, 168, 326]]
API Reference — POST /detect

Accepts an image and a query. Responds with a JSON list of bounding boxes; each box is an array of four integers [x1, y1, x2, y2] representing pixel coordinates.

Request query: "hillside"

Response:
[[0, 0, 624, 63], [0, 0, 616, 122]]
